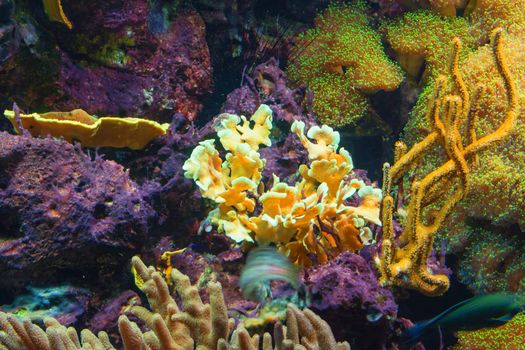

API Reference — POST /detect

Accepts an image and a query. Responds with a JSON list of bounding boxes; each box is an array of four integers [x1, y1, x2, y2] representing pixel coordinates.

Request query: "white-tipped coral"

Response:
[[0, 256, 350, 350]]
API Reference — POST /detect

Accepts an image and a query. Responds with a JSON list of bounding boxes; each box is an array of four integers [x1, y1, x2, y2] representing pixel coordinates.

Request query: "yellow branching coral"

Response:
[[4, 109, 169, 150], [184, 105, 382, 266], [376, 29, 519, 296], [42, 0, 73, 29]]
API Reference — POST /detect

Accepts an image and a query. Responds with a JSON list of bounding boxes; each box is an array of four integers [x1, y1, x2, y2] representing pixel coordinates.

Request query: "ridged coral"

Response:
[[42, 0, 72, 29], [0, 256, 350, 350], [287, 1, 403, 126]]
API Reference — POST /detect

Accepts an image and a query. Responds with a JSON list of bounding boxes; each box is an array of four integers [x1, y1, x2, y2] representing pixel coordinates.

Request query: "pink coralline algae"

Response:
[[0, 132, 154, 293], [304, 252, 398, 349], [0, 0, 212, 121]]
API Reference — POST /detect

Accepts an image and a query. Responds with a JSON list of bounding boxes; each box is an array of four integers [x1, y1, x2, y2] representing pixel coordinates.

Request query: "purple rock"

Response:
[[304, 252, 398, 348], [0, 132, 155, 293]]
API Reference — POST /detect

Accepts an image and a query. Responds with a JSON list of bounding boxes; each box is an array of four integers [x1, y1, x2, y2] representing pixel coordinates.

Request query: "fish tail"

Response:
[[401, 319, 435, 346]]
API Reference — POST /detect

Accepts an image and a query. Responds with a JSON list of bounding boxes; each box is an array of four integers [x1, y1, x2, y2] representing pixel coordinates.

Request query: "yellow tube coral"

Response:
[[4, 109, 169, 150]]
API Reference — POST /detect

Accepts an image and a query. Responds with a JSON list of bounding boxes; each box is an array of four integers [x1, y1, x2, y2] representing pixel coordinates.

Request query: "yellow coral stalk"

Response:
[[377, 28, 519, 296]]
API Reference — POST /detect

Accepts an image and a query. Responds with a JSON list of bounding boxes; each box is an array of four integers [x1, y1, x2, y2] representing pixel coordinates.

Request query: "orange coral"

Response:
[[184, 105, 382, 266], [376, 28, 519, 296]]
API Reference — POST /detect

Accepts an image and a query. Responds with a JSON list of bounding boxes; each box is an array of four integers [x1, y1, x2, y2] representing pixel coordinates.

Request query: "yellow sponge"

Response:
[[4, 109, 169, 150], [42, 0, 73, 29]]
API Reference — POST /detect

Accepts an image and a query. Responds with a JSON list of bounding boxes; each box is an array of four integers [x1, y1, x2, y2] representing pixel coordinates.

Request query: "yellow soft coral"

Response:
[[184, 104, 382, 266], [4, 109, 169, 150]]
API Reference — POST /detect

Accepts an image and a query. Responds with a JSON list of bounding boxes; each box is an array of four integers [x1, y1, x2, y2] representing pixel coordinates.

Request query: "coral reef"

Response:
[[305, 252, 397, 349], [394, 4, 525, 295], [3, 1, 525, 349], [4, 109, 169, 150], [0, 1, 212, 121], [287, 0, 404, 126], [0, 256, 350, 349], [433, 31, 525, 242], [0, 131, 154, 292], [184, 104, 382, 266], [377, 29, 518, 296]]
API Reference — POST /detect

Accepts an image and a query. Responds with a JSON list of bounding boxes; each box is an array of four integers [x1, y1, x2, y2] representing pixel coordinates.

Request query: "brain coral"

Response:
[[287, 0, 403, 127], [0, 131, 154, 292]]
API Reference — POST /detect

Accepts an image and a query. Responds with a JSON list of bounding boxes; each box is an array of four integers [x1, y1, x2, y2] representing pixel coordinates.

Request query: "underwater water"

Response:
[[0, 0, 524, 349]]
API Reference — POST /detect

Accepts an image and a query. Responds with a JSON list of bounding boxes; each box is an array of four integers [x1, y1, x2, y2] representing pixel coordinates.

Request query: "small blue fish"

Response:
[[404, 293, 525, 345], [239, 247, 301, 305]]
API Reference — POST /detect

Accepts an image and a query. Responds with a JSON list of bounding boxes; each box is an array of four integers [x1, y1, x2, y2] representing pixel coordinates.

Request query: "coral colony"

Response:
[[0, 0, 524, 349]]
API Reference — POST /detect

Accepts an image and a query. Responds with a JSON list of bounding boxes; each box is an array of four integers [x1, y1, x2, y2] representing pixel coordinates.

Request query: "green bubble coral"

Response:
[[453, 312, 525, 349], [451, 225, 525, 294], [384, 10, 475, 81], [469, 0, 525, 40], [287, 1, 404, 127]]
